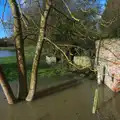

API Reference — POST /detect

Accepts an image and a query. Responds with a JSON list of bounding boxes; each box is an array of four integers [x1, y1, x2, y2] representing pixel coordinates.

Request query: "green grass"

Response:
[[0, 56, 18, 82], [0, 47, 15, 51], [0, 47, 68, 82]]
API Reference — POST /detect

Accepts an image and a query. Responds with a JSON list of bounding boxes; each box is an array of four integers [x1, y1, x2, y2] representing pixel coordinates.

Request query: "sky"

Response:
[[0, 0, 12, 38], [0, 0, 107, 38]]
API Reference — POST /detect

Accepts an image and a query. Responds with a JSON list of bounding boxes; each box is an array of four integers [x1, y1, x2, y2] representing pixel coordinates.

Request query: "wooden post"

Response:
[[92, 88, 99, 114]]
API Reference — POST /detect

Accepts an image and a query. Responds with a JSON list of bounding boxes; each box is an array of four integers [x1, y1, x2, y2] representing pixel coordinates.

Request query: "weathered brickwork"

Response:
[[95, 39, 120, 92]]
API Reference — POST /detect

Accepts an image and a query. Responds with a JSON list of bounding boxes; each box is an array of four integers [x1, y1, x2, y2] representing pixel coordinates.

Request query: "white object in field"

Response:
[[73, 56, 91, 68], [46, 56, 56, 65]]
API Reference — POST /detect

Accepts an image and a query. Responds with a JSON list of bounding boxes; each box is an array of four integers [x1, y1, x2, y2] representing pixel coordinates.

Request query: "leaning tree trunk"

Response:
[[26, 0, 52, 101], [8, 0, 27, 99], [0, 65, 16, 104]]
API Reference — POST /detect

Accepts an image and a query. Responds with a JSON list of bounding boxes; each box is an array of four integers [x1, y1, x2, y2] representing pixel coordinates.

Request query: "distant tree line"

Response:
[[0, 36, 14, 47]]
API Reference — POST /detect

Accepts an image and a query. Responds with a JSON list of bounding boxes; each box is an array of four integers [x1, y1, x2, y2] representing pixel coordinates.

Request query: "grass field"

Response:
[[0, 47, 15, 51], [0, 46, 68, 82]]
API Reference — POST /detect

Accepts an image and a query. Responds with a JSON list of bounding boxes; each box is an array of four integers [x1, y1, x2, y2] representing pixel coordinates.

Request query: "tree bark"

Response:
[[26, 0, 52, 101], [8, 0, 27, 99], [0, 66, 16, 104]]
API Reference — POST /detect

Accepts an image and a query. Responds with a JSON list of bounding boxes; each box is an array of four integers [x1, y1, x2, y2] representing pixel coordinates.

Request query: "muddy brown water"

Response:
[[0, 77, 120, 120]]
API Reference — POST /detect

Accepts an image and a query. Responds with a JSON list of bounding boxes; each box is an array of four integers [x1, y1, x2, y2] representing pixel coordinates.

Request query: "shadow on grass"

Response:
[[1, 63, 18, 82], [1, 60, 64, 82]]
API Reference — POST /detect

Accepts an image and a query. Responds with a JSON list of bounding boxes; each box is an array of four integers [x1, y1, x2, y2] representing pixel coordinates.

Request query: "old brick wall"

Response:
[[95, 39, 120, 92]]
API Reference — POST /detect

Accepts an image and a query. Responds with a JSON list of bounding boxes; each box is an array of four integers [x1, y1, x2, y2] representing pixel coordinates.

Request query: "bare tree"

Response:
[[26, 0, 52, 101], [8, 0, 27, 99]]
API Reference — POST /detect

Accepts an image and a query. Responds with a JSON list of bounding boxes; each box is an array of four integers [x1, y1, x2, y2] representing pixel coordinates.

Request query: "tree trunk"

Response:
[[0, 66, 16, 104], [8, 0, 27, 99], [26, 0, 52, 101]]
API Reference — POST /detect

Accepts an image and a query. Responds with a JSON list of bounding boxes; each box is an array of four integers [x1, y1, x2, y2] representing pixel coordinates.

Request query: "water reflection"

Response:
[[0, 50, 15, 57], [98, 85, 120, 120]]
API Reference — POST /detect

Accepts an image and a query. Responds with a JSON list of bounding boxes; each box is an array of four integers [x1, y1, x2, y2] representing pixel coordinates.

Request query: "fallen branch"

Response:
[[44, 37, 92, 71]]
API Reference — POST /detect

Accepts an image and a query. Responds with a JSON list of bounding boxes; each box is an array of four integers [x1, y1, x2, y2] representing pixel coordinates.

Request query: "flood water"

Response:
[[0, 50, 15, 57], [0, 79, 120, 120]]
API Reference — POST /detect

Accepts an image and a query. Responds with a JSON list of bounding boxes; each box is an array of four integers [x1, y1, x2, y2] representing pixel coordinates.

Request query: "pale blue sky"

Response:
[[0, 0, 12, 38]]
